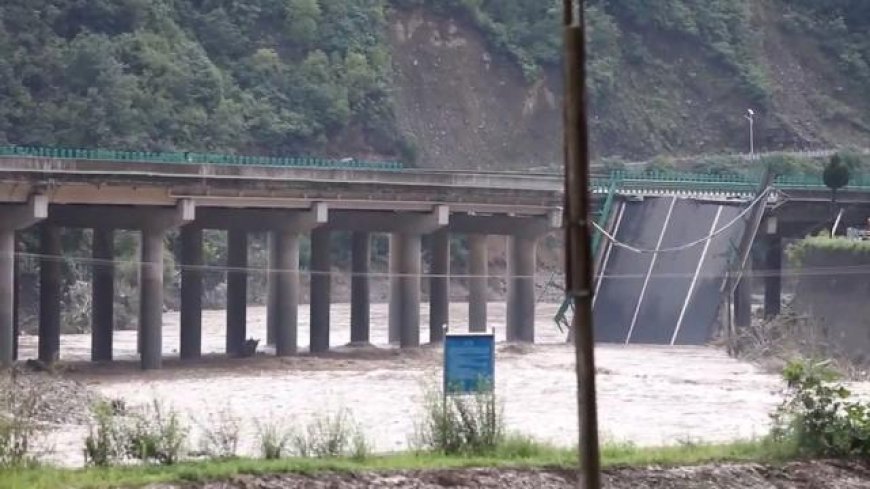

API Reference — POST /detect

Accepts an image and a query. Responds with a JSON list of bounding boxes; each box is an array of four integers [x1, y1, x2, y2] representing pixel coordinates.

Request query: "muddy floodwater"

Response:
[[17, 303, 784, 467]]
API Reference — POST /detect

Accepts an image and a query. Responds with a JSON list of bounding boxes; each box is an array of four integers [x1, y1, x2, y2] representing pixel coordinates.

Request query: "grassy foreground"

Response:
[[0, 440, 796, 489]]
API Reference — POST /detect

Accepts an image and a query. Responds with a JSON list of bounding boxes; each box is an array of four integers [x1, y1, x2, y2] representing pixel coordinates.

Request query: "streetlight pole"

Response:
[[563, 1, 601, 488], [745, 108, 755, 156]]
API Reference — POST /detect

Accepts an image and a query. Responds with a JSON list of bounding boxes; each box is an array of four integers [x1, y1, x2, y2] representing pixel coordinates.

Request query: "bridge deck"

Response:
[[593, 196, 746, 345]]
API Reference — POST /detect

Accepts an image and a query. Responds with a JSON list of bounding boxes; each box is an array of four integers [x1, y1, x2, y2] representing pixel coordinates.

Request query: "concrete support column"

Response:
[[180, 227, 203, 360], [350, 231, 370, 344], [0, 230, 14, 367], [273, 230, 299, 356], [764, 237, 782, 319], [91, 228, 114, 362], [468, 234, 488, 332], [398, 233, 422, 348], [226, 229, 248, 356], [266, 233, 278, 346], [39, 225, 61, 364], [734, 273, 752, 329], [388, 234, 401, 344], [506, 236, 537, 343], [139, 227, 165, 370], [11, 243, 18, 363], [309, 228, 331, 353], [429, 229, 449, 343]]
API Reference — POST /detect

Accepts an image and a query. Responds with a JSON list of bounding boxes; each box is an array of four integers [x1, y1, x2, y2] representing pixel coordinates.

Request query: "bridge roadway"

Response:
[[4, 155, 870, 368]]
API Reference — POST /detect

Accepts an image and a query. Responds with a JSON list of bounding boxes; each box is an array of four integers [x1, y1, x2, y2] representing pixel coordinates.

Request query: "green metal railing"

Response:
[[602, 169, 870, 192], [0, 145, 404, 170]]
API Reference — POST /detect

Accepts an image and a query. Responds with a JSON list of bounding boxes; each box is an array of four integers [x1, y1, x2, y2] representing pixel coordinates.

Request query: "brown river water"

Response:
[[17, 303, 784, 467]]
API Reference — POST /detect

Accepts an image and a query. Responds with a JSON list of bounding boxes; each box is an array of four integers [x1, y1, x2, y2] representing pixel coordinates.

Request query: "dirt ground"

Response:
[[146, 461, 870, 488]]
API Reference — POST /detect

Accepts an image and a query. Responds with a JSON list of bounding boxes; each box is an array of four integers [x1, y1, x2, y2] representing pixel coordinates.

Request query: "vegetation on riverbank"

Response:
[[0, 439, 793, 489]]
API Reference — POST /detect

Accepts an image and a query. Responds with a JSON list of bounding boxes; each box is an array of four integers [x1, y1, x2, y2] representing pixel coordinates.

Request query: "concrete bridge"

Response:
[[4, 148, 870, 368], [0, 154, 563, 369]]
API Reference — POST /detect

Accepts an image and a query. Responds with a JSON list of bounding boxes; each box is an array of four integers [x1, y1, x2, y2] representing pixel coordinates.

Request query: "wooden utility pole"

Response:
[[563, 1, 601, 488]]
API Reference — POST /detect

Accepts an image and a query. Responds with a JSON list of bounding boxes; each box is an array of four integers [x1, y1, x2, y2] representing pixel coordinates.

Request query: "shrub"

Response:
[[83, 401, 125, 467], [124, 400, 188, 465], [290, 409, 369, 459], [412, 384, 504, 456], [0, 375, 45, 468], [256, 417, 292, 460], [197, 407, 241, 459], [770, 360, 870, 457]]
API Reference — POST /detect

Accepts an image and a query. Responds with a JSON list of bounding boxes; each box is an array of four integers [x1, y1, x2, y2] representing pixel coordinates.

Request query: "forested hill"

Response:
[[0, 1, 868, 168]]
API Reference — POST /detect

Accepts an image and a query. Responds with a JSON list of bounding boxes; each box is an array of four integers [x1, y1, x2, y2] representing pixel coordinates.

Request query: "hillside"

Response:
[[0, 1, 868, 169], [0, 1, 867, 168]]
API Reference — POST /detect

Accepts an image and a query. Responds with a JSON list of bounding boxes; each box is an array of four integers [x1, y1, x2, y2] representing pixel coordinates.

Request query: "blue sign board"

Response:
[[443, 333, 495, 394]]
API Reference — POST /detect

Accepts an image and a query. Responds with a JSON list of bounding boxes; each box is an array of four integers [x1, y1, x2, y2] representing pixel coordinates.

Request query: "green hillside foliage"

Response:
[[0, 0, 397, 156]]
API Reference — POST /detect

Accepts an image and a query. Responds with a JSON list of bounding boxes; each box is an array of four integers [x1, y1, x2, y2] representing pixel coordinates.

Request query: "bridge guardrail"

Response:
[[0, 145, 404, 171]]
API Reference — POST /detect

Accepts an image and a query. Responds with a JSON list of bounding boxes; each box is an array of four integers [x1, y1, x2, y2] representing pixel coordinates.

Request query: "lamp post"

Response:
[[745, 108, 755, 156]]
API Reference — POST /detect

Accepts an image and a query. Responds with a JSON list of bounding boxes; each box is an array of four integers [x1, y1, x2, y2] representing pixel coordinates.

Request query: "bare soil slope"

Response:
[[388, 5, 870, 168]]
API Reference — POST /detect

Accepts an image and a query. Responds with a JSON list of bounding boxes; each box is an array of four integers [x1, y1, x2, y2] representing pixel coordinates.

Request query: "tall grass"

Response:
[[412, 384, 504, 456]]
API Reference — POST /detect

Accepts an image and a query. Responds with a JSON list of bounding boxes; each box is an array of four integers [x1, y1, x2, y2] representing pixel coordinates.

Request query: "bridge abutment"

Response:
[[91, 228, 114, 362]]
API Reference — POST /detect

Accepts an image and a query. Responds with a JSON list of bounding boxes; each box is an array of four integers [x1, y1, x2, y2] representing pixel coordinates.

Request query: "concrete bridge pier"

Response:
[[180, 226, 203, 360], [264, 203, 327, 356], [91, 228, 114, 362], [0, 196, 47, 367], [394, 233, 422, 348], [350, 231, 371, 345], [39, 224, 62, 365], [734, 272, 753, 330], [764, 236, 782, 319], [429, 229, 450, 343], [226, 229, 248, 357], [139, 201, 195, 370], [139, 226, 166, 370], [11, 243, 18, 362], [506, 235, 537, 343], [388, 234, 401, 345], [385, 207, 449, 348], [310, 228, 331, 353], [468, 234, 488, 333], [272, 229, 300, 356]]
